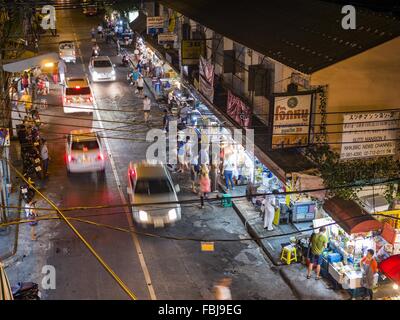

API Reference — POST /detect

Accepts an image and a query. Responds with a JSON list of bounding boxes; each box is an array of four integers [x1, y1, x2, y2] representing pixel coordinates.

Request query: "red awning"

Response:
[[379, 255, 400, 285], [323, 196, 383, 234]]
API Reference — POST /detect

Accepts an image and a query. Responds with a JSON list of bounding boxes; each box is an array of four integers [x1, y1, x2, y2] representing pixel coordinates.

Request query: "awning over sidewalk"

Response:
[[2, 52, 60, 73], [379, 255, 400, 285], [130, 11, 147, 34], [323, 196, 383, 234]]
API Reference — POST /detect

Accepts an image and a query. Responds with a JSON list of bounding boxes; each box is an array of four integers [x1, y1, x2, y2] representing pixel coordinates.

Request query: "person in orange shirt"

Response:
[[360, 249, 378, 300]]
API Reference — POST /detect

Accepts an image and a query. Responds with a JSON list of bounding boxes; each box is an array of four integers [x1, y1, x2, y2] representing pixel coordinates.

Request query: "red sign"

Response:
[[226, 90, 251, 128], [199, 56, 214, 102]]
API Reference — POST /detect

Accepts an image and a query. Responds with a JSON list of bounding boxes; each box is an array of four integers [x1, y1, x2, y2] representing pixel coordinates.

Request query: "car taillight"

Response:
[[67, 155, 76, 162], [64, 97, 72, 104], [86, 97, 93, 103], [97, 153, 104, 161], [129, 168, 136, 177]]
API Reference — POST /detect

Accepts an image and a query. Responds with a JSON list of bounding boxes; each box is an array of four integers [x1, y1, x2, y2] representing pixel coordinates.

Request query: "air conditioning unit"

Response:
[[358, 194, 390, 214]]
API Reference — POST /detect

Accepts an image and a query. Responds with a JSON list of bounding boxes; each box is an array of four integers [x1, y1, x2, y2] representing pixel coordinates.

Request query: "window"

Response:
[[66, 87, 91, 95], [71, 140, 99, 151], [93, 60, 112, 68], [134, 178, 173, 195]]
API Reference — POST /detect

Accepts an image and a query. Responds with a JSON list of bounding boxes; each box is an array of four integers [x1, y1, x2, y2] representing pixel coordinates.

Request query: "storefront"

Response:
[[310, 196, 400, 298]]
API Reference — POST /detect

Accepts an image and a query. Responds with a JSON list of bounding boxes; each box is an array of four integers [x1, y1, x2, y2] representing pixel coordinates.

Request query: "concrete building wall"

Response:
[[310, 36, 400, 153]]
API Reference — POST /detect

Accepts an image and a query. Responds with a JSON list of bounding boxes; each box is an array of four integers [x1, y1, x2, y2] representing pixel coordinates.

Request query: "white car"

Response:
[[66, 130, 105, 175], [89, 56, 116, 82], [127, 162, 181, 227], [59, 41, 76, 63], [62, 77, 94, 113]]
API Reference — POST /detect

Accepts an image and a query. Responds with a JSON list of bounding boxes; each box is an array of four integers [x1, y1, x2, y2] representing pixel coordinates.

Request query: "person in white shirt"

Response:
[[41, 139, 49, 177], [261, 190, 279, 231], [143, 96, 151, 124], [97, 24, 103, 38], [223, 155, 235, 190]]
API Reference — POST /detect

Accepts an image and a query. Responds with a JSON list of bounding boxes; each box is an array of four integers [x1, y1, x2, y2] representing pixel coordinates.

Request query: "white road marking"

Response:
[[74, 33, 157, 300]]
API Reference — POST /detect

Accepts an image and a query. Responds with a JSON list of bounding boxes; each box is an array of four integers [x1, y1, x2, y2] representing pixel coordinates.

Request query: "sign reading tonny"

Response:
[[340, 111, 400, 160], [272, 94, 312, 149]]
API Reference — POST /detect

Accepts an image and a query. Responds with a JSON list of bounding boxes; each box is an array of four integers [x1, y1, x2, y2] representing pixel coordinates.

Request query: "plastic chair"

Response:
[[280, 245, 298, 265]]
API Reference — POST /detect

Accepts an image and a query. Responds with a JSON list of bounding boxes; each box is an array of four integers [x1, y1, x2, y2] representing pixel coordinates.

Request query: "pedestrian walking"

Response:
[[143, 95, 151, 124], [40, 139, 49, 177], [58, 59, 67, 85], [360, 249, 378, 300], [188, 142, 199, 193], [25, 200, 38, 241], [306, 226, 328, 280], [213, 278, 232, 300], [22, 71, 29, 94], [137, 75, 144, 97], [223, 156, 235, 190], [162, 109, 170, 132], [199, 166, 211, 209], [97, 24, 103, 38]]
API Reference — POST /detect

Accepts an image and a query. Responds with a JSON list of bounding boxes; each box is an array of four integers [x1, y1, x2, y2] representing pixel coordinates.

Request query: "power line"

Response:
[[5, 159, 138, 300], [5, 176, 400, 212]]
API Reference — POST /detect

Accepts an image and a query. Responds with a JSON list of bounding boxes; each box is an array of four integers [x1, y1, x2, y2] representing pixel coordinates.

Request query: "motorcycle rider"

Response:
[[122, 54, 129, 66], [92, 42, 100, 57]]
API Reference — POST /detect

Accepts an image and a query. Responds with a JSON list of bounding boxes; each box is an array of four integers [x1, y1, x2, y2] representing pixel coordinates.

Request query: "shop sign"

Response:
[[0, 128, 10, 146], [340, 111, 400, 160], [199, 56, 214, 102], [181, 40, 205, 65], [227, 90, 252, 128], [147, 16, 164, 34], [271, 93, 313, 149], [158, 32, 177, 44]]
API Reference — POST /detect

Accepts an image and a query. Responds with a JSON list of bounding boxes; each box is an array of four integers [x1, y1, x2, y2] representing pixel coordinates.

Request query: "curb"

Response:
[[230, 198, 281, 266], [278, 267, 303, 300]]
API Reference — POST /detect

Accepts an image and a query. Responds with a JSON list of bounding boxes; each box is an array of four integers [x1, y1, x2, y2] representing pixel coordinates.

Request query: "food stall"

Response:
[[311, 197, 384, 295]]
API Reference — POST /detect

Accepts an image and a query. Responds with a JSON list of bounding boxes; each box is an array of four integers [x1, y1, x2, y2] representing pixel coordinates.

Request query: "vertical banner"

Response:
[[271, 93, 313, 149], [199, 56, 214, 102], [226, 91, 252, 128]]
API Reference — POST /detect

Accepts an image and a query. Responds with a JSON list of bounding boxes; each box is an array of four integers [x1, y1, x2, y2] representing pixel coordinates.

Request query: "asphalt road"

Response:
[[6, 6, 296, 300]]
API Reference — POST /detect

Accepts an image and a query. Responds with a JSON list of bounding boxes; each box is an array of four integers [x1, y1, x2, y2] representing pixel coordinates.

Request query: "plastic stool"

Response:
[[280, 245, 297, 265], [221, 193, 232, 207]]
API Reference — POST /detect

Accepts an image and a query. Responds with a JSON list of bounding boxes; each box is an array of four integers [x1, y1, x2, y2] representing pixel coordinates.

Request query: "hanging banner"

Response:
[[158, 32, 177, 45], [271, 93, 313, 149], [340, 111, 400, 160], [226, 90, 252, 128], [199, 56, 214, 102], [181, 40, 205, 65], [147, 16, 164, 35]]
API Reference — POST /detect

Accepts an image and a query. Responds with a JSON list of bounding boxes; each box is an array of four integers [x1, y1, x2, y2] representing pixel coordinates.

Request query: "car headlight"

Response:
[[168, 209, 177, 221], [139, 210, 148, 222], [111, 70, 116, 75], [92, 71, 98, 77]]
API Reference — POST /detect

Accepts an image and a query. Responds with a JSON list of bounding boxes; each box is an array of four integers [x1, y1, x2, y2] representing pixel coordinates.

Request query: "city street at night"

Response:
[[1, 0, 400, 310]]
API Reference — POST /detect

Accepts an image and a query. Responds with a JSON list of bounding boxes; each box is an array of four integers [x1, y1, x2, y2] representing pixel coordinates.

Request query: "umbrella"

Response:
[[379, 254, 400, 286], [0, 262, 14, 300]]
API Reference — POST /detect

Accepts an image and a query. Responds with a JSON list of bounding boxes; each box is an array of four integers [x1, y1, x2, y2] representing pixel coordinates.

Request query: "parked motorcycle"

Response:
[[20, 174, 36, 203], [12, 282, 41, 300]]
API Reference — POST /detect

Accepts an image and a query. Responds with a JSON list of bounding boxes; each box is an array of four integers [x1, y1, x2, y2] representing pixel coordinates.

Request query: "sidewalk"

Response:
[[0, 143, 23, 261]]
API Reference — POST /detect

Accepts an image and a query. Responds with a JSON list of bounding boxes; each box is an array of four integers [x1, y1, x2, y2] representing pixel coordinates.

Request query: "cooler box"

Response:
[[327, 253, 342, 263]]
